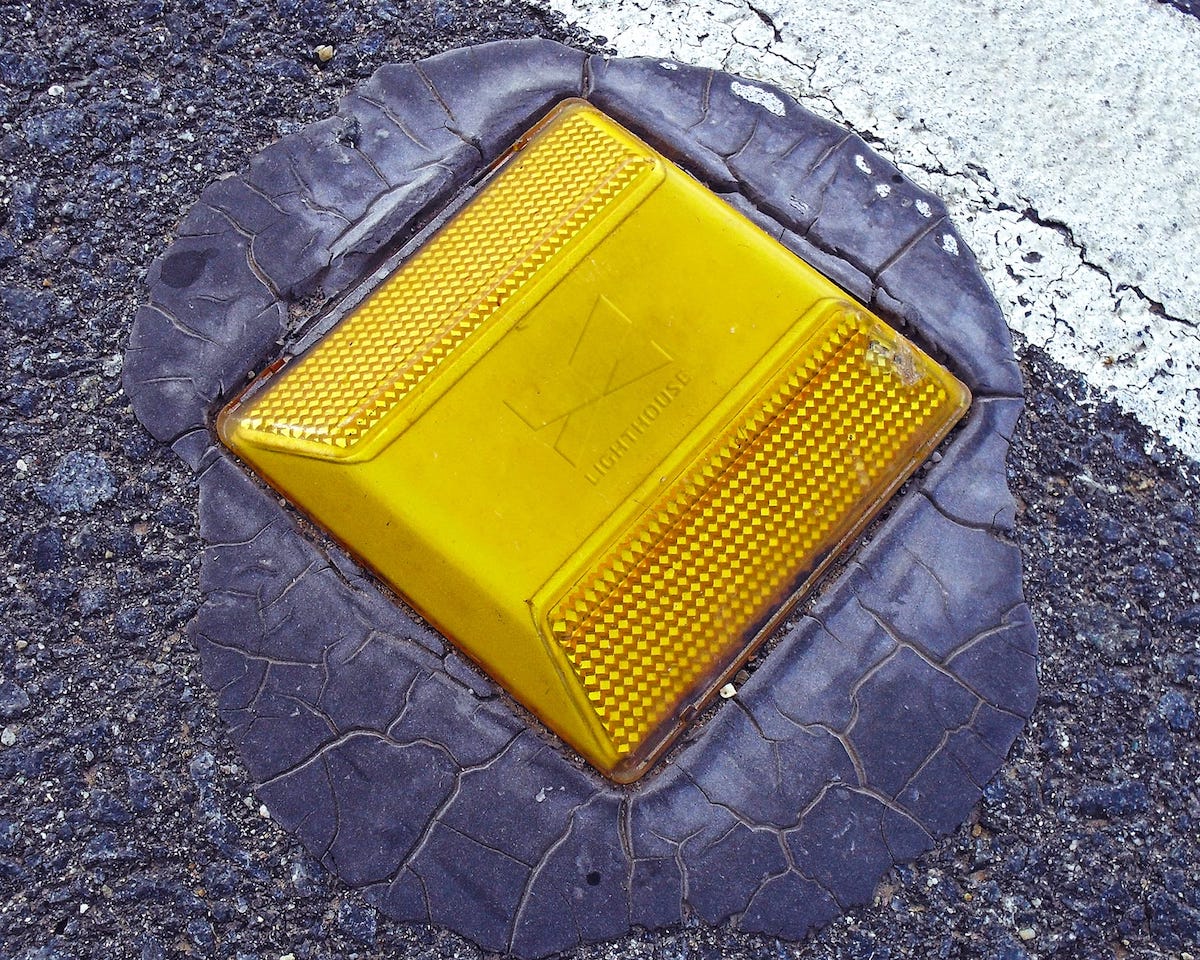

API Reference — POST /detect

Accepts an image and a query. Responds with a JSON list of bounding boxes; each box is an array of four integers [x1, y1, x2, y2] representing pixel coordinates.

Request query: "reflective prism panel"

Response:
[[218, 100, 971, 782]]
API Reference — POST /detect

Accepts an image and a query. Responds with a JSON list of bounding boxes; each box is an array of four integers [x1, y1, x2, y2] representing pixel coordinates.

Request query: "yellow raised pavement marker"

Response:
[[218, 100, 970, 782]]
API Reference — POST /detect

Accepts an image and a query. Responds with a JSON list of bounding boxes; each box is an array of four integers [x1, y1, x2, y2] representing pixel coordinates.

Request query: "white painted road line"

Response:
[[547, 0, 1200, 461]]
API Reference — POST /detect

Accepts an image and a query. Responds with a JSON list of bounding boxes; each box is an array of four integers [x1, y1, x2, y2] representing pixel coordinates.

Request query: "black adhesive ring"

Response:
[[124, 39, 1037, 957]]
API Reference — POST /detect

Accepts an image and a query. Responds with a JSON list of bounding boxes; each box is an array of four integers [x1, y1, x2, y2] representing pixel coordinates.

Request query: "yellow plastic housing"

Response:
[[218, 100, 970, 782]]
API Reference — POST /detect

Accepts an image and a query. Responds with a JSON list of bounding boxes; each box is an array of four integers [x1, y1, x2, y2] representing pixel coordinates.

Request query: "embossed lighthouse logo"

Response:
[[505, 295, 681, 472]]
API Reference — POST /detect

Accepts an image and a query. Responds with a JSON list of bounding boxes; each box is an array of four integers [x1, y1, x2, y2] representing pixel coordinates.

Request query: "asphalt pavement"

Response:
[[0, 2, 1197, 959]]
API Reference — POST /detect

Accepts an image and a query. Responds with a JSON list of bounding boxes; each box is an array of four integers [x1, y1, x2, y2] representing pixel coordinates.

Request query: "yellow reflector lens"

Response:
[[218, 100, 970, 782]]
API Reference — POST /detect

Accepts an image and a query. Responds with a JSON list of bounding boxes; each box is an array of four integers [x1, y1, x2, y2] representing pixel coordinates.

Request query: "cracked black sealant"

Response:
[[124, 39, 1037, 957]]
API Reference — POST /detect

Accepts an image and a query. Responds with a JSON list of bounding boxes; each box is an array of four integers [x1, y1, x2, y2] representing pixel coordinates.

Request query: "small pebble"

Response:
[[315, 44, 334, 63], [719, 682, 737, 699], [0, 681, 30, 720], [35, 450, 115, 514], [1, 726, 16, 747], [1017, 927, 1036, 941]]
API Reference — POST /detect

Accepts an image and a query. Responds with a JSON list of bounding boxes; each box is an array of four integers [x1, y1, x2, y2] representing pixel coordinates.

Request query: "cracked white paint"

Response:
[[549, 0, 1200, 460]]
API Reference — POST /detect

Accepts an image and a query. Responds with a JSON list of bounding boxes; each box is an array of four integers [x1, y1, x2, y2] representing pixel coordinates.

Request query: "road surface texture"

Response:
[[0, 2, 1197, 960]]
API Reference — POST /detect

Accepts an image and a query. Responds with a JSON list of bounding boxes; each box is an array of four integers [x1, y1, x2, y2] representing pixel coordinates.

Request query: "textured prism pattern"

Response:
[[550, 310, 957, 756], [239, 110, 653, 449]]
